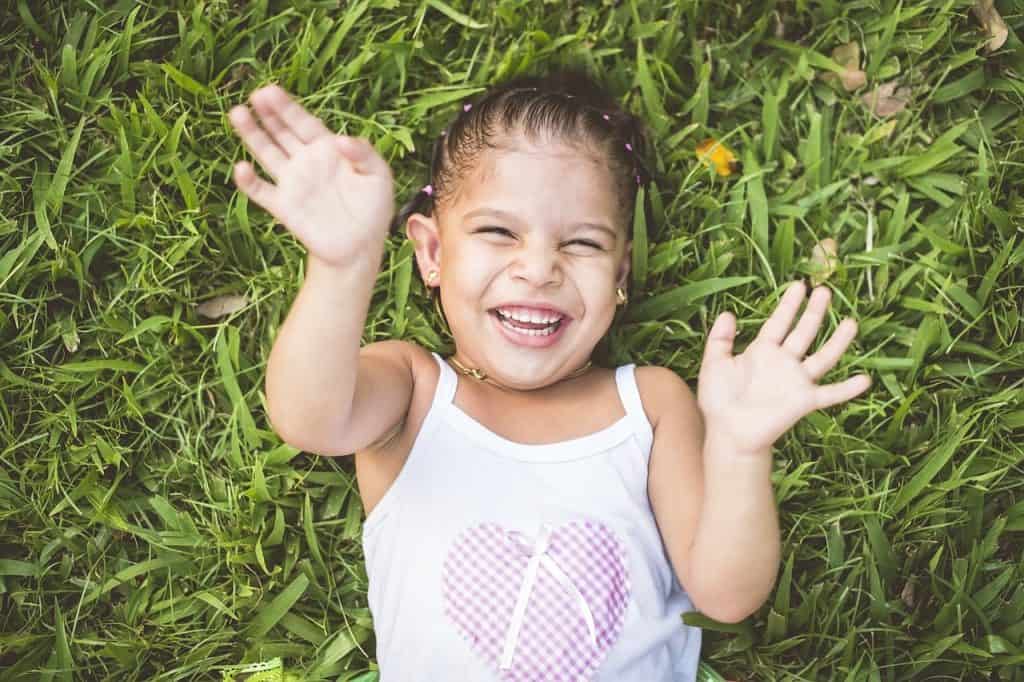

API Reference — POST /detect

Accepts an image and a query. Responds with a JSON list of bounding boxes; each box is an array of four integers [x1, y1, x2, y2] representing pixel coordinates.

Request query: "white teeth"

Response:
[[498, 316, 559, 336], [496, 307, 563, 324]]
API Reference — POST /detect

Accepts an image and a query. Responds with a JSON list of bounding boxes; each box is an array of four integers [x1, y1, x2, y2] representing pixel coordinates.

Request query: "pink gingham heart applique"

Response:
[[441, 519, 631, 681]]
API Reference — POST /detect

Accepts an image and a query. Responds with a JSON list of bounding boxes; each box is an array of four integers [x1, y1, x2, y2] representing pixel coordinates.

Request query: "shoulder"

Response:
[[376, 335, 440, 405], [358, 339, 440, 402], [404, 339, 438, 370], [363, 338, 437, 378], [632, 365, 700, 432], [358, 339, 439, 451], [407, 341, 441, 396]]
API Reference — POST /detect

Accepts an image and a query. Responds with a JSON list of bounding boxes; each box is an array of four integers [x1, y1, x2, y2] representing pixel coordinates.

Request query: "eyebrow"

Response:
[[462, 208, 618, 241]]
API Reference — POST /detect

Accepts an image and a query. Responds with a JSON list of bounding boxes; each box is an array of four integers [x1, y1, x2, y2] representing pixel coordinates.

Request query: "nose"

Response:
[[509, 240, 563, 287]]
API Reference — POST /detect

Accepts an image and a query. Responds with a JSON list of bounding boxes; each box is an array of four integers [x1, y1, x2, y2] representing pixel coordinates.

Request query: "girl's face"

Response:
[[407, 137, 631, 390]]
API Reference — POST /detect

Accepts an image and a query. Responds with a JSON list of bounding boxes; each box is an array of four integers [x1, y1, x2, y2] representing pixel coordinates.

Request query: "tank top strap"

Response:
[[614, 364, 654, 454], [429, 351, 458, 406]]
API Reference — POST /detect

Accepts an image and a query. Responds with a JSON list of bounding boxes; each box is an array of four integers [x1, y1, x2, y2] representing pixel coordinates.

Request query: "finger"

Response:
[[257, 84, 331, 144], [249, 88, 304, 156], [782, 285, 831, 357], [813, 374, 872, 410], [228, 105, 288, 179], [702, 311, 736, 365], [233, 161, 280, 216], [803, 318, 858, 380], [757, 280, 807, 345], [335, 136, 391, 177]]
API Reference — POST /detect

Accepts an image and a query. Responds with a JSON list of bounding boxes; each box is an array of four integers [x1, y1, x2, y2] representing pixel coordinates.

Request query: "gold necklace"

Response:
[[447, 355, 593, 386]]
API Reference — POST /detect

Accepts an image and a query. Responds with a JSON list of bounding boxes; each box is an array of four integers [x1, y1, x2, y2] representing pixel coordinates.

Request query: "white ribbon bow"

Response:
[[499, 523, 599, 670]]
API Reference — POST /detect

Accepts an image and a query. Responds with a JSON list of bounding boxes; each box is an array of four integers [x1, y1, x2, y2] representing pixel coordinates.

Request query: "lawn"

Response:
[[1, 0, 1023, 680]]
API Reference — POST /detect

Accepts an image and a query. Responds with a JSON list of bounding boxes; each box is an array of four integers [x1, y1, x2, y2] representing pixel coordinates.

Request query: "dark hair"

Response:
[[391, 66, 657, 241]]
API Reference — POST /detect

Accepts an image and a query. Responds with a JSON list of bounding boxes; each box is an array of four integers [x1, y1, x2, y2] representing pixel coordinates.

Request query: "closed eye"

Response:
[[477, 227, 602, 250], [477, 227, 514, 237]]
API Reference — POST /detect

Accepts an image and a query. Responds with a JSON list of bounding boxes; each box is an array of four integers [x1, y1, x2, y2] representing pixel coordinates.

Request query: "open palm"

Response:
[[228, 85, 394, 268], [696, 281, 872, 455]]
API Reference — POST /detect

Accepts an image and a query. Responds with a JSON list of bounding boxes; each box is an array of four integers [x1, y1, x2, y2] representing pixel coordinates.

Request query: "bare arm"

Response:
[[265, 253, 415, 456], [646, 366, 779, 624], [685, 433, 780, 622], [227, 84, 411, 456]]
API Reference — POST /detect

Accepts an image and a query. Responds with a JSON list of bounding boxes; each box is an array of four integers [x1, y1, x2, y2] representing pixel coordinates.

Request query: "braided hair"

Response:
[[391, 67, 657, 248]]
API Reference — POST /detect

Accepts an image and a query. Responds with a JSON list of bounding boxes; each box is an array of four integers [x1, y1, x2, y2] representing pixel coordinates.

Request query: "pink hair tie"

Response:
[[422, 184, 434, 196], [602, 113, 611, 121], [463, 103, 472, 112], [625, 142, 633, 152]]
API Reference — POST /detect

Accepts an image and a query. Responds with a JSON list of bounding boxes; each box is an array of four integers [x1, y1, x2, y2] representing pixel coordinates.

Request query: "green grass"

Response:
[[1, 0, 1023, 680]]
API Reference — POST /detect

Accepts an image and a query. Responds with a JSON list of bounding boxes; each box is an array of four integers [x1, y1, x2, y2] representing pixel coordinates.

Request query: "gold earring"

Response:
[[426, 270, 438, 284], [616, 287, 628, 305]]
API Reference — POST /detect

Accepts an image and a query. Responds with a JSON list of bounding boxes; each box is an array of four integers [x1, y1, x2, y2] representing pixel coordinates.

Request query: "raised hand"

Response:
[[228, 85, 395, 268], [696, 281, 872, 456]]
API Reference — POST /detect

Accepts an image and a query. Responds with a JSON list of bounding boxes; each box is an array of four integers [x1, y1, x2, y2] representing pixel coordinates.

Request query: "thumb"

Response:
[[703, 311, 736, 364], [335, 135, 389, 176]]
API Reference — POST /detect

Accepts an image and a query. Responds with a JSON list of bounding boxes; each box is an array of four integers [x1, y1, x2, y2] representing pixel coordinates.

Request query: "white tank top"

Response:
[[361, 352, 702, 681]]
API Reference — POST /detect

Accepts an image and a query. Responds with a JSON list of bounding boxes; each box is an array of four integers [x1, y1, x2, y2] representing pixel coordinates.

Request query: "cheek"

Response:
[[465, 243, 502, 268], [574, 256, 619, 281], [447, 253, 494, 293], [445, 239, 487, 271]]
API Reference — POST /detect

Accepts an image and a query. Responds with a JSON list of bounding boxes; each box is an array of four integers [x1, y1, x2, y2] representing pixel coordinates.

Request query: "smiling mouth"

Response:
[[489, 309, 566, 336]]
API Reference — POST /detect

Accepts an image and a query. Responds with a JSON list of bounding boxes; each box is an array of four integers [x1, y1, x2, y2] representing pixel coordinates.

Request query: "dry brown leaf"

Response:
[[196, 294, 250, 319], [973, 0, 1009, 53], [810, 238, 838, 286], [832, 41, 860, 70], [861, 81, 911, 118], [900, 580, 916, 609], [819, 41, 867, 92], [772, 10, 786, 39], [839, 68, 867, 92]]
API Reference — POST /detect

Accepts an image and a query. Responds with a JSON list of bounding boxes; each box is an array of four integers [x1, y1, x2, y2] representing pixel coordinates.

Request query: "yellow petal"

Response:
[[696, 138, 742, 177]]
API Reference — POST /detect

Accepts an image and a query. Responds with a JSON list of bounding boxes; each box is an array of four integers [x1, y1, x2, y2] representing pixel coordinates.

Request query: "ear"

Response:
[[616, 240, 633, 290], [406, 212, 443, 288]]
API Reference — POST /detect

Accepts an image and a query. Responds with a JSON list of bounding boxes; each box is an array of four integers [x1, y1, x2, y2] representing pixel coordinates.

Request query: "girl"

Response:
[[227, 68, 871, 681]]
